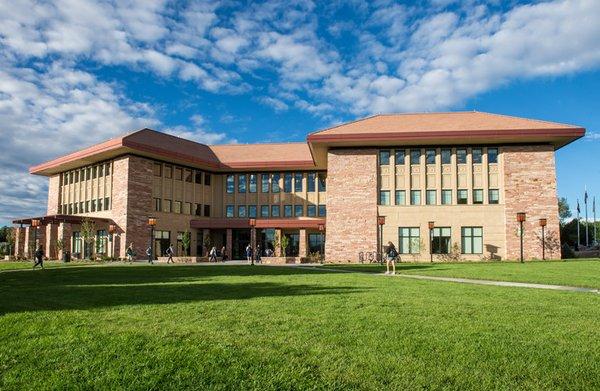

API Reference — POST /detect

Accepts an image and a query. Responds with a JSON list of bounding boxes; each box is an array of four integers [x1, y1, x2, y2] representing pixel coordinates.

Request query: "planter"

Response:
[[157, 256, 204, 263], [261, 256, 308, 264]]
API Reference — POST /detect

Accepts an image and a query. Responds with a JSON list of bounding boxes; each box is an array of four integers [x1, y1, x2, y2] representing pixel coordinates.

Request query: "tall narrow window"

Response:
[[272, 174, 281, 193], [163, 199, 172, 213], [318, 173, 326, 192], [271, 205, 280, 217], [226, 205, 234, 218], [461, 227, 483, 254], [431, 227, 451, 254], [426, 190, 436, 205], [395, 190, 406, 205], [294, 173, 303, 192], [184, 169, 192, 183], [456, 149, 467, 164], [307, 172, 316, 192], [294, 205, 303, 217], [489, 189, 499, 204], [307, 205, 316, 217], [249, 174, 257, 193], [379, 190, 390, 205], [238, 205, 247, 217], [248, 205, 257, 218], [195, 171, 202, 184], [204, 205, 210, 217], [195, 204, 202, 216], [395, 150, 405, 165], [379, 150, 390, 165], [226, 175, 234, 193], [441, 190, 452, 205], [98, 165, 104, 177], [457, 189, 468, 204], [284, 173, 292, 193], [410, 149, 421, 165], [399, 227, 420, 254], [238, 174, 247, 193], [164, 165, 172, 179], [410, 190, 421, 205], [488, 148, 498, 164], [472, 148, 482, 164], [261, 174, 270, 193], [261, 205, 269, 217], [441, 148, 451, 164], [174, 167, 182, 181], [204, 173, 211, 186], [473, 189, 483, 204], [173, 201, 182, 214], [318, 205, 326, 217], [426, 149, 436, 164], [284, 205, 293, 217]]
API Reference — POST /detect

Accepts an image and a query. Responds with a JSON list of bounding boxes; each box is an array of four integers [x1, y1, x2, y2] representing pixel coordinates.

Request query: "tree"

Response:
[[181, 231, 191, 256], [558, 197, 572, 226], [6, 227, 15, 256], [280, 235, 290, 257], [202, 234, 213, 256], [80, 218, 96, 260], [55, 239, 64, 260]]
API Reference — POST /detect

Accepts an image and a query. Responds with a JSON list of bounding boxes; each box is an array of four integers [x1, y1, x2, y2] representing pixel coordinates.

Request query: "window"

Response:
[[73, 203, 78, 214], [441, 149, 451, 164], [92, 166, 97, 179], [472, 148, 482, 164], [74, 171, 79, 183], [379, 190, 390, 205], [488, 148, 498, 164], [395, 190, 406, 205], [294, 173, 303, 192], [457, 190, 468, 204], [104, 197, 110, 210], [85, 201, 89, 213], [307, 205, 316, 217], [238, 205, 247, 217], [226, 205, 234, 217], [431, 227, 451, 254], [426, 149, 436, 164], [72, 232, 81, 254], [164, 165, 172, 179], [204, 173, 211, 185], [86, 168, 91, 181], [79, 202, 83, 213], [97, 199, 103, 211], [174, 167, 183, 181], [272, 174, 281, 193], [163, 199, 172, 213], [98, 165, 104, 177], [410, 149, 420, 165], [411, 190, 421, 205], [284, 173, 292, 192], [261, 205, 269, 217], [318, 205, 326, 217], [294, 205, 303, 217], [456, 149, 467, 164], [318, 173, 326, 192], [261, 174, 270, 193], [195, 171, 202, 184], [153, 163, 162, 177], [68, 204, 73, 214], [248, 205, 257, 218], [426, 190, 436, 205], [271, 205, 280, 217], [399, 227, 420, 254], [395, 150, 405, 165], [249, 174, 257, 193], [183, 202, 191, 215], [308, 233, 325, 255], [307, 173, 316, 192], [105, 164, 110, 176], [238, 174, 247, 193], [204, 205, 210, 217], [226, 175, 234, 193], [462, 227, 483, 254], [96, 230, 107, 254], [174, 201, 182, 214], [284, 205, 293, 217], [195, 204, 202, 216], [379, 150, 390, 165], [489, 189, 499, 204], [442, 190, 452, 205], [473, 189, 483, 204]]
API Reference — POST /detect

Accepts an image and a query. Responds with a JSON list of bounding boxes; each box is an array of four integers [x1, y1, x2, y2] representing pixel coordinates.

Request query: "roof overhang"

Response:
[[190, 218, 326, 230], [12, 214, 113, 226]]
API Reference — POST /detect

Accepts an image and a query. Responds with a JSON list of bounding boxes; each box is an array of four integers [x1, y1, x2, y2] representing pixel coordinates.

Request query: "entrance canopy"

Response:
[[190, 218, 325, 230], [12, 214, 113, 226]]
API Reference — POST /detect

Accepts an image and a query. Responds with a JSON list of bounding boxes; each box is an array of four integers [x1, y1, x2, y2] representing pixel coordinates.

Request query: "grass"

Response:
[[328, 259, 600, 288], [1, 263, 599, 390]]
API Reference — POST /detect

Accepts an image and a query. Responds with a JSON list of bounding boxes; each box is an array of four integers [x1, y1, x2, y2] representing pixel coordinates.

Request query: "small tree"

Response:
[[280, 235, 290, 257], [558, 197, 572, 226], [438, 242, 463, 262], [181, 231, 191, 256], [202, 234, 213, 256], [55, 239, 64, 259], [535, 229, 561, 260], [7, 227, 15, 257], [80, 218, 96, 260]]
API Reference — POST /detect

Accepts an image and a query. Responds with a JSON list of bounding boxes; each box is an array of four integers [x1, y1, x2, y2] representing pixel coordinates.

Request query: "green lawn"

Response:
[[1, 264, 599, 390], [327, 259, 600, 289]]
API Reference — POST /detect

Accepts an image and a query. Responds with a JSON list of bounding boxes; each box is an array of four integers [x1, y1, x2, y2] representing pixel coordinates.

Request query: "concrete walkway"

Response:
[[290, 265, 600, 294]]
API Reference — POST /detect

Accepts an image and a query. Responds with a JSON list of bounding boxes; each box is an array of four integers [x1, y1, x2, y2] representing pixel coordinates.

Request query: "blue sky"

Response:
[[0, 0, 599, 225]]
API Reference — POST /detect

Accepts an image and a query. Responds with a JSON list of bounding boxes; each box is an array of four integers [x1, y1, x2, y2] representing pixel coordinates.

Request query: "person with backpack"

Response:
[[255, 244, 261, 264], [220, 246, 227, 262], [209, 246, 217, 262], [385, 241, 398, 275], [166, 244, 175, 264], [33, 245, 44, 270], [126, 243, 135, 263], [146, 246, 153, 264], [246, 244, 253, 264]]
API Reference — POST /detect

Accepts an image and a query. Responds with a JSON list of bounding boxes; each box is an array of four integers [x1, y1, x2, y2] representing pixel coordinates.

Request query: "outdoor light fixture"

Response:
[[377, 216, 386, 226], [517, 212, 526, 262], [31, 218, 41, 258], [539, 218, 547, 260], [147, 217, 157, 263], [108, 224, 116, 234], [249, 218, 256, 227], [148, 217, 157, 227], [428, 221, 435, 263], [108, 224, 116, 259], [377, 216, 385, 261]]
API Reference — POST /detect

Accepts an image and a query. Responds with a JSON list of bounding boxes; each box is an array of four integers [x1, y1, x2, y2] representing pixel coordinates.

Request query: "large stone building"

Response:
[[13, 112, 584, 262]]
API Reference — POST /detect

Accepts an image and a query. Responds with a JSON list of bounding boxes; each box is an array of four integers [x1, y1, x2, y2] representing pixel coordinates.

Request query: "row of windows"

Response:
[[60, 198, 111, 214], [71, 230, 109, 255], [62, 163, 111, 186], [379, 148, 498, 166], [380, 189, 499, 205], [226, 172, 326, 194], [225, 204, 326, 218], [153, 163, 212, 186], [398, 226, 483, 254], [153, 198, 211, 217]]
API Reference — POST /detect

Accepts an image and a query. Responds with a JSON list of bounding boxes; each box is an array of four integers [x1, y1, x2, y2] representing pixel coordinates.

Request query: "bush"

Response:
[[561, 243, 576, 259]]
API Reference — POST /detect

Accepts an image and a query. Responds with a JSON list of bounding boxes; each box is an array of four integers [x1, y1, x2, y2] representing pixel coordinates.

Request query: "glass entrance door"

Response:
[[232, 229, 251, 259]]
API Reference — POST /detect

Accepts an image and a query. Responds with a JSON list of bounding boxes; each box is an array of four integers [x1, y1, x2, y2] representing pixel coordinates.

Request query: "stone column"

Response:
[[14, 227, 25, 257], [299, 229, 307, 262], [275, 229, 282, 257], [57, 222, 73, 260], [45, 223, 58, 259], [23, 227, 31, 258], [226, 229, 232, 259]]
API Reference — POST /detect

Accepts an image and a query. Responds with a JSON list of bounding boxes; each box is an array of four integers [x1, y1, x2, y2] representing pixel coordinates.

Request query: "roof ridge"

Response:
[[471, 111, 581, 129], [308, 114, 382, 137], [210, 141, 307, 147]]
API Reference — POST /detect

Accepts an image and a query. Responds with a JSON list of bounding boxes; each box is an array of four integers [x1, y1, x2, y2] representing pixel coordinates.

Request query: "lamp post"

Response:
[[31, 218, 41, 259], [377, 216, 385, 262], [249, 218, 256, 266], [428, 221, 435, 263], [318, 223, 325, 262], [108, 224, 116, 259], [517, 212, 526, 263], [148, 217, 157, 263], [539, 218, 547, 260]]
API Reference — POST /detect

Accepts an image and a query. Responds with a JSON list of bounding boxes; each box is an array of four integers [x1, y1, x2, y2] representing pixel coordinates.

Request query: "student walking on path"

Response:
[[126, 243, 135, 263], [220, 246, 228, 262], [246, 244, 253, 264], [209, 246, 217, 262], [166, 244, 175, 264], [146, 246, 153, 264], [385, 242, 398, 275], [33, 245, 44, 270], [255, 244, 261, 264]]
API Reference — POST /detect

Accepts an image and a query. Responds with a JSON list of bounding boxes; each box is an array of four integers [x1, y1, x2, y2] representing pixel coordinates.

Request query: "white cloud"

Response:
[[257, 96, 289, 111]]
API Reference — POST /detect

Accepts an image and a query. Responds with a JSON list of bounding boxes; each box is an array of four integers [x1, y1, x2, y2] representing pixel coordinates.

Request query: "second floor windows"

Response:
[[284, 173, 293, 193], [249, 174, 257, 193], [262, 174, 270, 193], [238, 175, 247, 193], [226, 175, 234, 193]]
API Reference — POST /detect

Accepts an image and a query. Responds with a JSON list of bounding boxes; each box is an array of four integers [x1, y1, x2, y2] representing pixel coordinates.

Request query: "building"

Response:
[[13, 111, 585, 262]]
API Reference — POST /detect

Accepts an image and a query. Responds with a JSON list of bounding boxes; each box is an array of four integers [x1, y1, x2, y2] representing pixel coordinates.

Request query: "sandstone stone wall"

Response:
[[325, 149, 378, 262], [503, 145, 560, 260], [47, 174, 61, 215]]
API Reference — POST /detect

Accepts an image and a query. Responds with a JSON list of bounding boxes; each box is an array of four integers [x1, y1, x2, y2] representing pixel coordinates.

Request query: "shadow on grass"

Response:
[[324, 263, 440, 273], [0, 266, 366, 314]]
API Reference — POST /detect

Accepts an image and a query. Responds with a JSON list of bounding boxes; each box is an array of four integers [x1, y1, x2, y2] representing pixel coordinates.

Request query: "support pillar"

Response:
[[57, 222, 73, 261], [226, 229, 232, 260], [14, 227, 25, 258], [23, 227, 31, 258], [299, 229, 307, 262], [45, 223, 58, 259], [275, 229, 282, 257]]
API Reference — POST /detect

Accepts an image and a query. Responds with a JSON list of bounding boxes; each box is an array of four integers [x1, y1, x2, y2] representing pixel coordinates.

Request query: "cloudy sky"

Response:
[[1, 0, 599, 225]]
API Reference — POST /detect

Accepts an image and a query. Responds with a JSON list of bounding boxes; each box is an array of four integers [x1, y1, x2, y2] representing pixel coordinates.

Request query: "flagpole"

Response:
[[594, 196, 597, 246], [577, 198, 580, 249], [585, 187, 589, 247]]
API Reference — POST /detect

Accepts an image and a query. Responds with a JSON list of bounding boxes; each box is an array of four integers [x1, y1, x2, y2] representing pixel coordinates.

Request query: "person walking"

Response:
[[166, 244, 175, 264], [33, 245, 44, 270], [385, 242, 398, 275], [246, 244, 253, 264], [220, 246, 227, 262], [146, 246, 153, 264], [126, 243, 135, 263], [255, 244, 261, 264], [209, 246, 217, 262]]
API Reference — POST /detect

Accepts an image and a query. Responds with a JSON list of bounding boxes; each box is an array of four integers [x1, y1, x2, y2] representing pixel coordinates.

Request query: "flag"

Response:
[[585, 189, 588, 204], [577, 199, 580, 214], [594, 197, 596, 213]]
